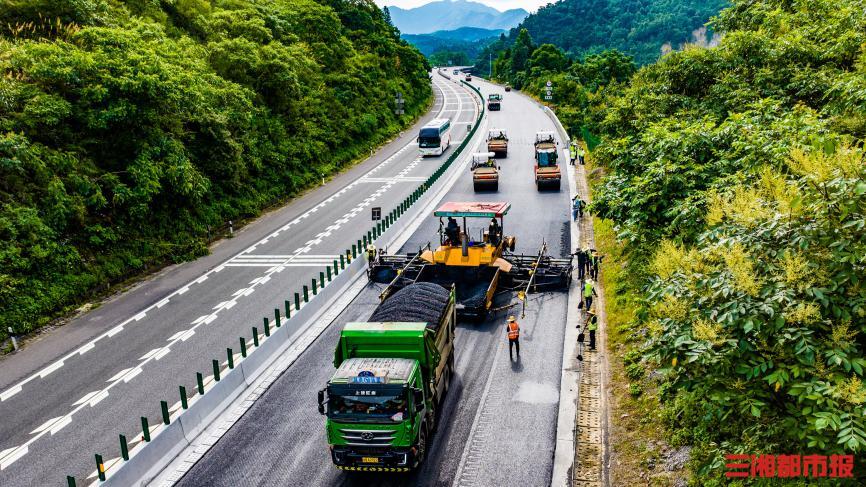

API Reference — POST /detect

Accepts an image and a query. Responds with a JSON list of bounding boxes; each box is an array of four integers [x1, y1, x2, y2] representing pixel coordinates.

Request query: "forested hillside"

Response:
[[575, 0, 866, 481], [0, 0, 431, 341], [473, 0, 725, 76]]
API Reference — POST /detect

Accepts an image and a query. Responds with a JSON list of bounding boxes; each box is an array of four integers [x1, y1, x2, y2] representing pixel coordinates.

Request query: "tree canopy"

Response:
[[0, 0, 431, 340]]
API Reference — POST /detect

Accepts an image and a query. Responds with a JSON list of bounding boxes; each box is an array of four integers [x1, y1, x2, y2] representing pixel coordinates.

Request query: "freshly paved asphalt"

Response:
[[178, 77, 572, 487], [0, 74, 478, 485]]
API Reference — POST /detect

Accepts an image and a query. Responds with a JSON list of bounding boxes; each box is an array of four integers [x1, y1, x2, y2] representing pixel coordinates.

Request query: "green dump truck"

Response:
[[318, 282, 457, 472]]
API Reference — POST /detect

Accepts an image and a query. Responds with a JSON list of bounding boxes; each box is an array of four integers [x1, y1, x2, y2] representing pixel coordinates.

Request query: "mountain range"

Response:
[[387, 0, 527, 34]]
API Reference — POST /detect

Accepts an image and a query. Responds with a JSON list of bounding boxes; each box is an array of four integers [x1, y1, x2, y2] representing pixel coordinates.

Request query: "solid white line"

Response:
[[31, 415, 65, 434], [49, 415, 72, 435], [76, 342, 95, 355], [107, 368, 132, 382], [0, 385, 21, 402], [106, 325, 124, 337], [38, 360, 64, 378], [73, 390, 101, 406], [0, 445, 27, 470]]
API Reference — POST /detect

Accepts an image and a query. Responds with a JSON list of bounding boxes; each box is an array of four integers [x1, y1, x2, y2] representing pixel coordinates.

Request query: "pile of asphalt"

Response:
[[370, 282, 450, 328]]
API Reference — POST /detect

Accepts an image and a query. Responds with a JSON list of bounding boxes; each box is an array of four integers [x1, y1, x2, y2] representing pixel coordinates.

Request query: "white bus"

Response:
[[418, 118, 452, 156]]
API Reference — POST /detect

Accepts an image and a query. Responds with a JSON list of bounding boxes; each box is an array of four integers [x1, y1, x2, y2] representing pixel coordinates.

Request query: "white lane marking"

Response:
[[153, 347, 170, 360], [156, 298, 170, 308], [76, 342, 95, 355], [49, 415, 72, 435], [121, 367, 142, 383], [88, 390, 109, 406], [0, 75, 476, 470], [31, 416, 66, 434], [38, 360, 64, 378], [0, 384, 22, 402], [0, 445, 27, 470], [139, 348, 161, 360], [132, 311, 146, 321], [107, 325, 124, 337], [192, 315, 208, 325], [107, 368, 132, 382], [73, 390, 101, 406]]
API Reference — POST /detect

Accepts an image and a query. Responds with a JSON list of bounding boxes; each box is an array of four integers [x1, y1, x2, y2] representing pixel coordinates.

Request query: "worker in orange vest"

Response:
[[506, 315, 520, 360]]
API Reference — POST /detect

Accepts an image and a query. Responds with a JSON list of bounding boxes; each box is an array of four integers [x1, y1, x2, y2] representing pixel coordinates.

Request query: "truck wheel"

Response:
[[554, 181, 561, 191], [414, 427, 428, 468], [473, 182, 480, 192], [493, 182, 498, 191]]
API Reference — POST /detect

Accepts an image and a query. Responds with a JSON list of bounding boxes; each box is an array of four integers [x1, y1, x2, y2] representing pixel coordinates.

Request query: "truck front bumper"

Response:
[[331, 446, 415, 472]]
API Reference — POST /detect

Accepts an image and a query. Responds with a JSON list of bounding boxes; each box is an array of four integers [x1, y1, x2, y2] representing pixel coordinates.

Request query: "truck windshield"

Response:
[[328, 386, 409, 422]]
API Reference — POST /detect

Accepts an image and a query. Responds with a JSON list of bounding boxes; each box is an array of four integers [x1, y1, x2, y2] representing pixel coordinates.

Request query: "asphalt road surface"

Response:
[[0, 74, 478, 485], [178, 77, 572, 487]]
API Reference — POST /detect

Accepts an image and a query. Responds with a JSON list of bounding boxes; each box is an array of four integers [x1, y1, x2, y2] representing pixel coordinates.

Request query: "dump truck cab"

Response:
[[486, 129, 508, 158], [321, 284, 457, 472], [470, 152, 499, 191], [534, 131, 561, 190]]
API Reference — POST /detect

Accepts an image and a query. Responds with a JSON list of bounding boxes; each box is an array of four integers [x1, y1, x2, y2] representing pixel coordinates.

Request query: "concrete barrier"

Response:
[[99, 71, 485, 486]]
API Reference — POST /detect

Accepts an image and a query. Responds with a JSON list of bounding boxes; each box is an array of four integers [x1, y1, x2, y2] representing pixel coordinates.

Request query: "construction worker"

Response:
[[445, 217, 460, 245], [488, 218, 501, 246], [569, 141, 577, 165], [574, 248, 587, 280], [585, 311, 598, 350], [365, 244, 377, 263], [583, 279, 597, 310], [591, 250, 603, 280], [577, 145, 586, 165], [506, 315, 520, 360], [571, 195, 584, 220]]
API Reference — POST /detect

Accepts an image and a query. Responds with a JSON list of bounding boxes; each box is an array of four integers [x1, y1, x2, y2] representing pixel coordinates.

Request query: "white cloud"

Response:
[[377, 0, 549, 14]]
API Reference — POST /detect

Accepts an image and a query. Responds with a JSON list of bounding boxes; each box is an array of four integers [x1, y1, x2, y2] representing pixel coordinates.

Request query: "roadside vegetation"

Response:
[[494, 0, 866, 482], [0, 0, 431, 342]]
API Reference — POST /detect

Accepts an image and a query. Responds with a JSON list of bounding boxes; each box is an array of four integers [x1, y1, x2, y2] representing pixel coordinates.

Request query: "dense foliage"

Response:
[[473, 0, 726, 75], [580, 0, 866, 480], [0, 0, 431, 340]]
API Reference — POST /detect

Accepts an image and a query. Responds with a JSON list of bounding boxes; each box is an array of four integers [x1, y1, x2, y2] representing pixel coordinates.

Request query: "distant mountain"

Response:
[[402, 27, 503, 59], [426, 26, 506, 42], [387, 0, 527, 35]]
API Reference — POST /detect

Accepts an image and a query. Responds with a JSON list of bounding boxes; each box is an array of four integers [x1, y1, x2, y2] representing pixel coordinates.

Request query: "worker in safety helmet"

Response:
[[506, 315, 520, 360], [445, 217, 460, 245], [488, 217, 501, 246]]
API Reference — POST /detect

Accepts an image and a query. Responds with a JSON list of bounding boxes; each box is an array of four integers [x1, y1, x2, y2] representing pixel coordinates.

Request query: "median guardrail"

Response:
[[76, 72, 485, 487]]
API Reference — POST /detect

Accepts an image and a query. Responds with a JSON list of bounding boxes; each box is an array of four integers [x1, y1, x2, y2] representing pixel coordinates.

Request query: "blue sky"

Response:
[[376, 0, 548, 14]]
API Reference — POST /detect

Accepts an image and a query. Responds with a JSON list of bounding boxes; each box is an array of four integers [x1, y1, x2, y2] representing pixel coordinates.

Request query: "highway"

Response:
[[0, 74, 478, 485], [176, 75, 573, 487]]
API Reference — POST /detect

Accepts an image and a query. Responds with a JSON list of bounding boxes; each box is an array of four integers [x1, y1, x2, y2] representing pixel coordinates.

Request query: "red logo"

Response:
[[725, 454, 854, 478]]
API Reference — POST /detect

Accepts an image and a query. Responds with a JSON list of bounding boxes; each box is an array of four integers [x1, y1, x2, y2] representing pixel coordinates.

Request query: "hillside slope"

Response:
[[499, 0, 727, 66], [0, 0, 431, 340], [581, 0, 866, 481], [387, 0, 527, 34]]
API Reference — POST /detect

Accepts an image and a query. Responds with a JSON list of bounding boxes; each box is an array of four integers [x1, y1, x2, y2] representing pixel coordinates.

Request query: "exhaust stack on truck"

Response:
[[319, 282, 456, 472]]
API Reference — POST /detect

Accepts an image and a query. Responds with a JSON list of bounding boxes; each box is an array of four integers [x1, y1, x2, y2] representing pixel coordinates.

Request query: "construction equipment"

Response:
[[471, 152, 499, 191], [319, 283, 457, 472], [486, 129, 508, 158], [534, 131, 561, 190], [368, 202, 572, 321], [487, 93, 502, 111]]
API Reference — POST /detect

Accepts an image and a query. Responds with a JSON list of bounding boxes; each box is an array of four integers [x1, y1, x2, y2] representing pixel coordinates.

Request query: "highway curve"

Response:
[[177, 76, 573, 487]]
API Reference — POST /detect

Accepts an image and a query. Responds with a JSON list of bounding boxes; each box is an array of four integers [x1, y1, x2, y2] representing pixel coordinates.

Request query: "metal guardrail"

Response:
[[81, 72, 486, 487]]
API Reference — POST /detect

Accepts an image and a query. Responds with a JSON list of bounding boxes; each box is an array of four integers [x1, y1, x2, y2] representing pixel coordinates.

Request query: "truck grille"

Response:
[[340, 428, 397, 447]]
